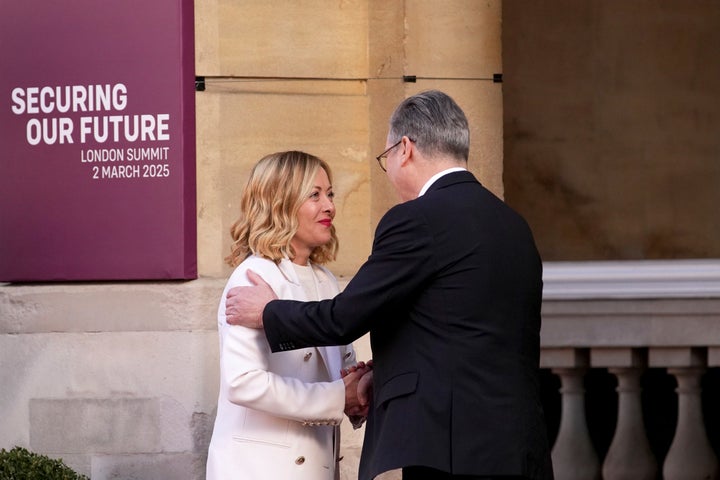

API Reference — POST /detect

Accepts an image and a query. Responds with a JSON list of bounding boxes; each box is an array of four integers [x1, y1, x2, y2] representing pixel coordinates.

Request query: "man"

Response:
[[226, 90, 554, 480]]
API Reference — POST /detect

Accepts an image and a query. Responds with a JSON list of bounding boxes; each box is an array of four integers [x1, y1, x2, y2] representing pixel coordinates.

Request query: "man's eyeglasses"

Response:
[[375, 139, 403, 172], [375, 140, 402, 172]]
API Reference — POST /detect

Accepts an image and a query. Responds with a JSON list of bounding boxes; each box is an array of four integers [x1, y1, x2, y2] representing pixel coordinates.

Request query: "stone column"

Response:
[[551, 366, 600, 480], [602, 367, 657, 480], [650, 347, 719, 480], [663, 367, 719, 480]]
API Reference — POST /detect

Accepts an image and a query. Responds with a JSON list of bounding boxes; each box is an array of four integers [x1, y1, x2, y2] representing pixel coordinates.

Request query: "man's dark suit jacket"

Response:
[[263, 170, 554, 480]]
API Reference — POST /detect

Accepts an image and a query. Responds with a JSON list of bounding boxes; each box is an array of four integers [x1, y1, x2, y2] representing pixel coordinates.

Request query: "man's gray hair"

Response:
[[388, 90, 470, 162]]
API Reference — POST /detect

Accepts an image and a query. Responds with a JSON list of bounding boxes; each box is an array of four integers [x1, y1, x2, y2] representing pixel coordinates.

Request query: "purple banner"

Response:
[[0, 0, 197, 281]]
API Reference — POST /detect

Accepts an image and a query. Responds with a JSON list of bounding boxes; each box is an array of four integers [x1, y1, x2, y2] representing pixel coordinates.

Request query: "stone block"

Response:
[[710, 347, 720, 367], [197, 0, 368, 78], [591, 347, 647, 368], [30, 398, 161, 453], [196, 83, 371, 278], [0, 279, 223, 333], [406, 0, 502, 78], [91, 453, 206, 480], [540, 347, 589, 368], [649, 347, 707, 368]]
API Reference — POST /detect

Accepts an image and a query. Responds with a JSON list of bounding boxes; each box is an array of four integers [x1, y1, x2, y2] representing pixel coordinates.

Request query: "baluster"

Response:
[[551, 367, 601, 480], [602, 367, 657, 480], [663, 367, 719, 480]]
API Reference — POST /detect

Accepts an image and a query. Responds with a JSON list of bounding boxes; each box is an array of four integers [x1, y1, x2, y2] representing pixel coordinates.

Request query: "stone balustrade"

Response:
[[540, 260, 720, 480]]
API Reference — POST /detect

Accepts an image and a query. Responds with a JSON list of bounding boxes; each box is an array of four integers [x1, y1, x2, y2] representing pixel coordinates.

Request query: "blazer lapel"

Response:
[[279, 258, 344, 379], [312, 264, 344, 380]]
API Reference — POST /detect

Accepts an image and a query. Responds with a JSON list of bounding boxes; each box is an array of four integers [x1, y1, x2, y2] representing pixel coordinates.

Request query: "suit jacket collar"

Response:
[[425, 169, 479, 194]]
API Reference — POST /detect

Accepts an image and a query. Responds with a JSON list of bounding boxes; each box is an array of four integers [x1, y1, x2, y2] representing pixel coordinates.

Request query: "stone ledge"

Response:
[[543, 259, 720, 299], [0, 277, 225, 334], [541, 297, 720, 348]]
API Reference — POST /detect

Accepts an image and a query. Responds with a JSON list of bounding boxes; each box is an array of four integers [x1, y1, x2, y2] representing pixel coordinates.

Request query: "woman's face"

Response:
[[290, 168, 335, 265]]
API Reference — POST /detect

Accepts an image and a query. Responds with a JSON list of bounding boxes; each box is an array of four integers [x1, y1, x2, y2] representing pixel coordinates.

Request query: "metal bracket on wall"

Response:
[[402, 74, 502, 83], [195, 76, 205, 92]]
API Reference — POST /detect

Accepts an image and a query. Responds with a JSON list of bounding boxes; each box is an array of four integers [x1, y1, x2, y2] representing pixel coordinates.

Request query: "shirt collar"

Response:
[[418, 167, 467, 197]]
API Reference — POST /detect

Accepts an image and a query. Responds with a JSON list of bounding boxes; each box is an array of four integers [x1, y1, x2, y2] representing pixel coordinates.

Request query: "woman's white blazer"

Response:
[[206, 255, 356, 480]]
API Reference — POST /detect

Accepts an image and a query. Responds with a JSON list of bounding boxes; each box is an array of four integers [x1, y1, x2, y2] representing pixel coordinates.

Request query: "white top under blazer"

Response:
[[206, 255, 356, 480]]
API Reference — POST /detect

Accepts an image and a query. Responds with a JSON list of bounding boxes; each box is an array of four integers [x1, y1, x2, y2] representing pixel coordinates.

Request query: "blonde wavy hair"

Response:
[[225, 151, 339, 267]]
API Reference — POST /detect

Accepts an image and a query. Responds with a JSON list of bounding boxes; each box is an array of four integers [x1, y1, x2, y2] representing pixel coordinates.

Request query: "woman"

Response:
[[206, 151, 364, 480]]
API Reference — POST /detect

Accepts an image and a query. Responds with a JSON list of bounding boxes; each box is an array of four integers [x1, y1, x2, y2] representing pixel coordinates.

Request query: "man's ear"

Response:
[[399, 136, 414, 167]]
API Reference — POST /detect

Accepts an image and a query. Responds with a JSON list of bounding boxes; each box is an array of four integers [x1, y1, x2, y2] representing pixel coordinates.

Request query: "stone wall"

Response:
[[503, 0, 720, 261]]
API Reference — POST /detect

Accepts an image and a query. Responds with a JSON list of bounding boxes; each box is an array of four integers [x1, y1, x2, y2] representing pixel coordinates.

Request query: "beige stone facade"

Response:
[[503, 0, 720, 261], [1, 2, 503, 479], [197, 0, 504, 279]]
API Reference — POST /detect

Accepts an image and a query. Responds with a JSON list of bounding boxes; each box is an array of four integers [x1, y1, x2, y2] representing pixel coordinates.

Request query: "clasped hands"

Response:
[[341, 360, 374, 426]]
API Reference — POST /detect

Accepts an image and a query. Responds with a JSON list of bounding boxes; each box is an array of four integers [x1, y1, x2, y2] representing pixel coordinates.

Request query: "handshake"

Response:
[[341, 360, 374, 429]]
